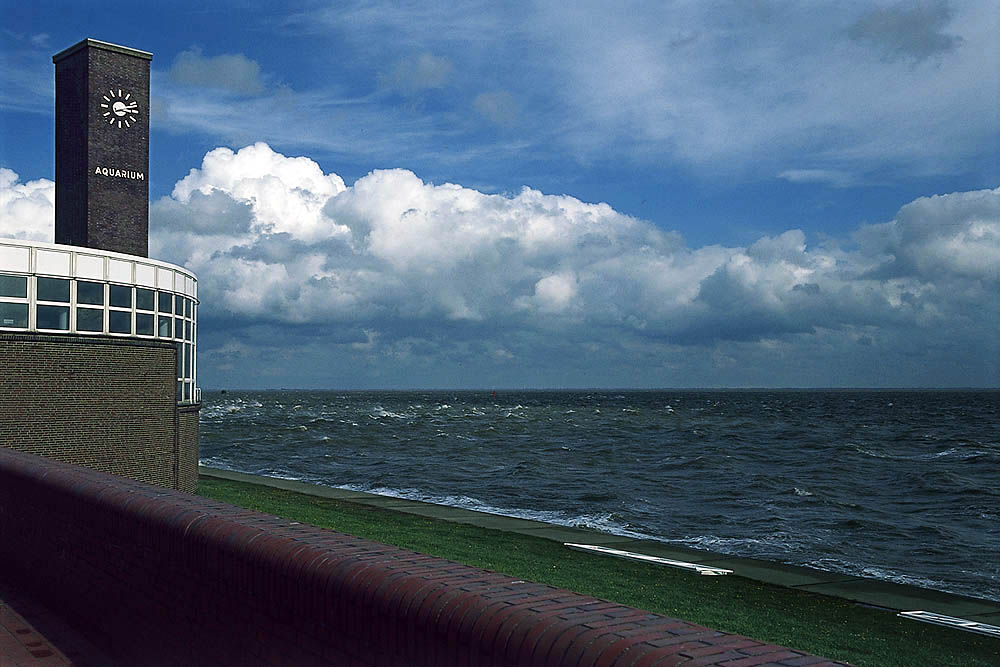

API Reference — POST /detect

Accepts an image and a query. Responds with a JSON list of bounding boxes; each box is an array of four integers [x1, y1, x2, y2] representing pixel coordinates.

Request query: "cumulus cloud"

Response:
[[142, 144, 999, 387], [857, 187, 1000, 281], [168, 47, 265, 95], [0, 168, 53, 241], [4, 145, 997, 386]]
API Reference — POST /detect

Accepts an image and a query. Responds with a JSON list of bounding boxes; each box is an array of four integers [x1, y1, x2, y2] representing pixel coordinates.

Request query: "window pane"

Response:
[[184, 320, 192, 341], [175, 317, 183, 339], [77, 281, 104, 305], [109, 310, 131, 334], [37, 305, 69, 330], [158, 291, 173, 313], [136, 288, 155, 311], [0, 274, 27, 299], [158, 315, 171, 337], [184, 343, 193, 378], [77, 307, 103, 332], [37, 277, 70, 302], [109, 284, 132, 308], [0, 302, 28, 328], [136, 313, 154, 336], [177, 343, 184, 376]]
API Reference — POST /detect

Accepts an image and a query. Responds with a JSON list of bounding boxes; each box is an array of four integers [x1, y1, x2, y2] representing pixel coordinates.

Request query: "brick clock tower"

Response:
[[0, 38, 200, 493], [52, 39, 151, 257]]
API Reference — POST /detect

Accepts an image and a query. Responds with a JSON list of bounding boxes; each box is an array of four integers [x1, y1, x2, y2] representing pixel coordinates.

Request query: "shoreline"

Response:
[[199, 466, 999, 623]]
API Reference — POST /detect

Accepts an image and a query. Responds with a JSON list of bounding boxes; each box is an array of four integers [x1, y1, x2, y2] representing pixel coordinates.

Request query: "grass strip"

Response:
[[197, 476, 998, 666]]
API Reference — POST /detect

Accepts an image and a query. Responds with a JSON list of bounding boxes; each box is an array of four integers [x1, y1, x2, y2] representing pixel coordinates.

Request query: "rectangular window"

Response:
[[177, 342, 184, 376], [109, 310, 131, 334], [0, 302, 28, 328], [37, 304, 69, 330], [174, 317, 183, 338], [77, 281, 104, 305], [0, 274, 27, 298], [76, 307, 103, 332], [109, 284, 132, 308], [158, 291, 173, 313], [158, 315, 172, 337], [136, 288, 155, 311], [184, 320, 192, 341], [37, 277, 70, 302], [136, 313, 154, 336], [184, 343, 193, 378]]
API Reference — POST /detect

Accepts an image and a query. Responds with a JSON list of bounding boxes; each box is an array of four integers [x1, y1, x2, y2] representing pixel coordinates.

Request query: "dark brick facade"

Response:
[[0, 449, 845, 667], [53, 39, 151, 257], [178, 404, 201, 493], [0, 333, 198, 492]]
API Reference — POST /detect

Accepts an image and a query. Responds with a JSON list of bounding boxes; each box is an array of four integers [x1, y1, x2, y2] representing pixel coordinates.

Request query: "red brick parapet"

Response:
[[0, 448, 845, 666]]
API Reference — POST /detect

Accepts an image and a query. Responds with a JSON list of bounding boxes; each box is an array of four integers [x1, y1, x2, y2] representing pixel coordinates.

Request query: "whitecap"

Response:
[[371, 406, 407, 419]]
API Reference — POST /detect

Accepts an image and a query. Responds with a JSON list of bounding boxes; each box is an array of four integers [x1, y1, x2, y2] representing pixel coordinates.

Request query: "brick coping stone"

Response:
[[0, 447, 847, 666]]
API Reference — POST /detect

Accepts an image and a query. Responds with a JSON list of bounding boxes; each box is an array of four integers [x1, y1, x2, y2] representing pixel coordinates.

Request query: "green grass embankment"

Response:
[[196, 477, 998, 667]]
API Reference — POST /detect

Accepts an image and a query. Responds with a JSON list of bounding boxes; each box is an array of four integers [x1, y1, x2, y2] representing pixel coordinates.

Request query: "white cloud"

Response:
[[778, 169, 856, 188], [6, 144, 996, 387], [474, 91, 518, 127], [379, 53, 453, 96], [857, 187, 1000, 281], [137, 1, 997, 188], [523, 1, 998, 175], [146, 144, 999, 387], [170, 143, 347, 242], [529, 272, 578, 313], [168, 47, 265, 95], [0, 168, 53, 241]]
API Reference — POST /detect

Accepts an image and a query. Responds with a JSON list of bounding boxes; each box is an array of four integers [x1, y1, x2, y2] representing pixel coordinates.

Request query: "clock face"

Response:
[[99, 89, 139, 129]]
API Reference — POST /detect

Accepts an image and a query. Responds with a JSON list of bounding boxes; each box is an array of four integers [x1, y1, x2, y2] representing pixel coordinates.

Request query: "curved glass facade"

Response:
[[0, 239, 199, 404]]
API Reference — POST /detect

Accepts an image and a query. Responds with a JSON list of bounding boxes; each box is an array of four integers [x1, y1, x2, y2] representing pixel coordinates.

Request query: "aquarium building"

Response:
[[0, 39, 200, 492]]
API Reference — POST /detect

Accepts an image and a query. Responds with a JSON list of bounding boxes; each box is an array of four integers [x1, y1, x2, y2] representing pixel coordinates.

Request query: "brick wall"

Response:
[[0, 448, 844, 667], [53, 39, 151, 257], [0, 332, 197, 492], [178, 404, 201, 493]]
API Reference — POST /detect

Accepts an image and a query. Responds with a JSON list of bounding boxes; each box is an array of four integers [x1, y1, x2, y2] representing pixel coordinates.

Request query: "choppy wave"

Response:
[[199, 388, 1000, 602]]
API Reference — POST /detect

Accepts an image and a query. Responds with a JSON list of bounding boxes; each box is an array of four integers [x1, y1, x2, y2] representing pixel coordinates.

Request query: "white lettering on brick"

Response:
[[94, 167, 145, 180]]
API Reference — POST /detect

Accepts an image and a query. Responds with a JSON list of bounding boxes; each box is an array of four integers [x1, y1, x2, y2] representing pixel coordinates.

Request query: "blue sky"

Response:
[[2, 0, 998, 388]]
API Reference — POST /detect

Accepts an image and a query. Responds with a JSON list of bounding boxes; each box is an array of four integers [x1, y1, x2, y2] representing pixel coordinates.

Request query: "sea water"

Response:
[[199, 389, 999, 602]]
